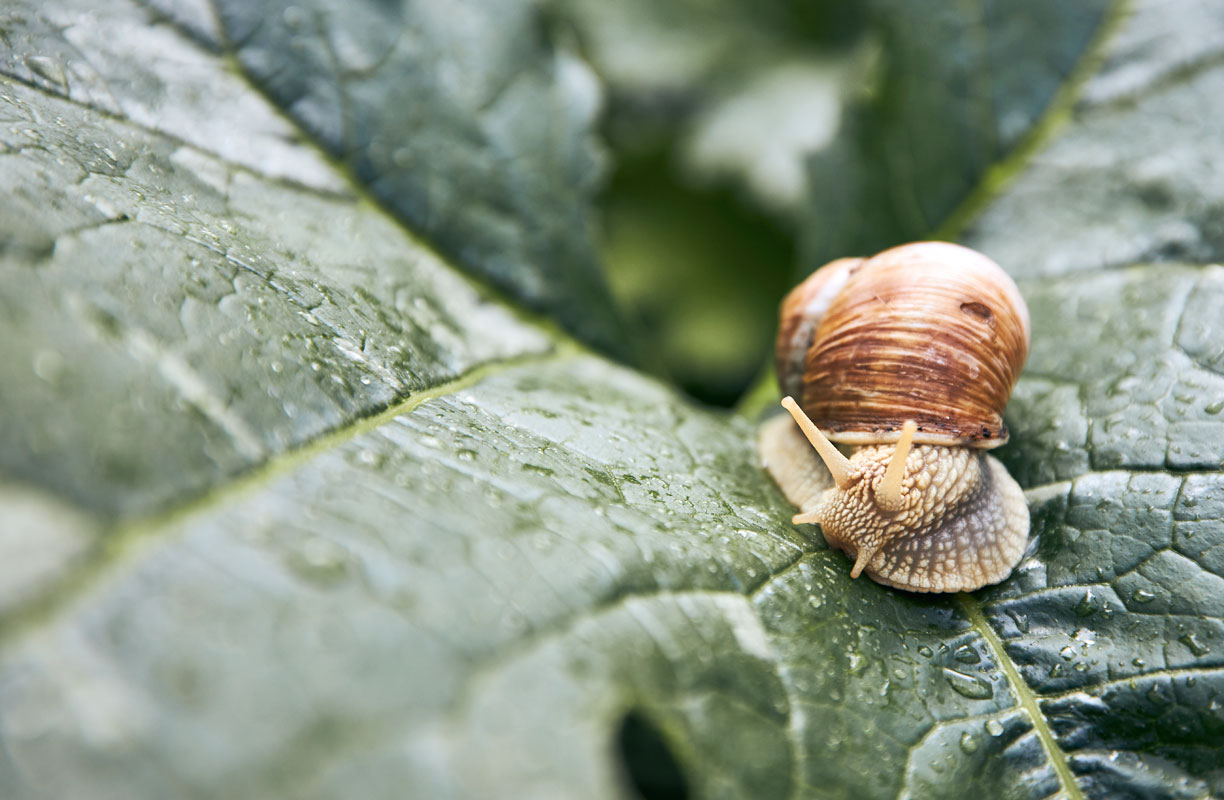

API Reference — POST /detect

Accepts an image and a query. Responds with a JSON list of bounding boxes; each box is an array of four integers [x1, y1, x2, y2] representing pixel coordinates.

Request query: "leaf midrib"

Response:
[[959, 593, 1086, 800], [933, 0, 1132, 243], [0, 346, 568, 655]]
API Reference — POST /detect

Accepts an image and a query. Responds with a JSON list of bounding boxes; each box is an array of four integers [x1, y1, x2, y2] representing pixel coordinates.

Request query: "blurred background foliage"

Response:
[[552, 0, 1108, 405]]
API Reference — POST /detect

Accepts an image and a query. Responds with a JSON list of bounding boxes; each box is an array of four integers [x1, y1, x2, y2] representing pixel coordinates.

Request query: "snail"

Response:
[[759, 242, 1031, 593]]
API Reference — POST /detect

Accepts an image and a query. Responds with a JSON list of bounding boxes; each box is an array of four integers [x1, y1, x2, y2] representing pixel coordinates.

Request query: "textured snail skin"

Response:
[[761, 241, 1032, 593], [815, 444, 1028, 593], [760, 401, 1030, 593]]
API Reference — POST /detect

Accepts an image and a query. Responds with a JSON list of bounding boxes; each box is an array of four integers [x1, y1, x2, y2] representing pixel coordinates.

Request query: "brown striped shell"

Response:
[[776, 242, 1030, 449]]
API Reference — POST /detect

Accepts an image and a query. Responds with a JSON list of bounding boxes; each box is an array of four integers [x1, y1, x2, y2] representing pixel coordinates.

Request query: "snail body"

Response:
[[760, 242, 1031, 593]]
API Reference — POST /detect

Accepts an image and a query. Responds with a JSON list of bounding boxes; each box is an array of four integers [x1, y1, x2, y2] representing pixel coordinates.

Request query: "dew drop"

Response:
[[984, 719, 1004, 737], [1146, 685, 1170, 706], [959, 732, 979, 753], [1131, 588, 1157, 604], [918, 645, 933, 658], [1073, 628, 1096, 646], [356, 448, 383, 467], [32, 349, 65, 382], [954, 644, 981, 664], [286, 536, 350, 585], [943, 668, 993, 700], [1076, 589, 1101, 617], [1180, 633, 1210, 657]]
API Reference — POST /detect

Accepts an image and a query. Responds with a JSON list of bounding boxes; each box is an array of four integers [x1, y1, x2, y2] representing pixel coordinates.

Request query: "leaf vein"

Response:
[[958, 593, 1086, 800]]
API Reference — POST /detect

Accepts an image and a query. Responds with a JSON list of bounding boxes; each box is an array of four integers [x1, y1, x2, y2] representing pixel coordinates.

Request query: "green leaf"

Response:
[[0, 64, 550, 518], [205, 0, 628, 356], [2, 1, 1224, 799], [799, 0, 1113, 271], [960, 0, 1224, 277]]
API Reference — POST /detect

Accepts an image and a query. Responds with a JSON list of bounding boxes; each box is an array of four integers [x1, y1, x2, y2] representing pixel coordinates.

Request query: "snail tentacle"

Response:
[[780, 396, 854, 488], [850, 543, 880, 579], [875, 420, 917, 511]]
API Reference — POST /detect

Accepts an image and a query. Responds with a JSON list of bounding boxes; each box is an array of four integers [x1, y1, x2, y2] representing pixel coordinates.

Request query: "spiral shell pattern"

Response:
[[778, 242, 1030, 448]]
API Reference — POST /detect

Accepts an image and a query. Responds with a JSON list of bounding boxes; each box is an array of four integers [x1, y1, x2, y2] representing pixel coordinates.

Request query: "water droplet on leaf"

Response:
[[1146, 684, 1170, 706], [943, 668, 993, 700], [1076, 589, 1101, 616], [1180, 633, 1210, 657], [286, 536, 350, 585], [1131, 588, 1156, 603]]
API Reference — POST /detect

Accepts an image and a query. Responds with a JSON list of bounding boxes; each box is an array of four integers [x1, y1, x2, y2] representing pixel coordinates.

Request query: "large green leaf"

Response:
[[2, 1, 1223, 799], [205, 0, 628, 356], [798, 0, 1114, 272]]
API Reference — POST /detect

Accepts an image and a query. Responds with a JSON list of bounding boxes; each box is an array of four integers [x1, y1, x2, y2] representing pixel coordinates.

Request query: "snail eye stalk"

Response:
[[780, 396, 853, 489], [875, 420, 917, 512]]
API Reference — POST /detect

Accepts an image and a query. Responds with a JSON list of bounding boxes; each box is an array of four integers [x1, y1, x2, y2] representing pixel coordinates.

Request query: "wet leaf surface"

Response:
[[1, 1, 1223, 798]]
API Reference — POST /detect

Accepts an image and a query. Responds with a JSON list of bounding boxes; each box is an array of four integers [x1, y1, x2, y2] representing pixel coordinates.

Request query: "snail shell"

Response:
[[761, 242, 1031, 593], [776, 242, 1030, 448]]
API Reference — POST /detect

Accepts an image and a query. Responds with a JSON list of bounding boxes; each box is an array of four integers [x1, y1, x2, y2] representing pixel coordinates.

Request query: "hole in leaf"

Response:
[[615, 710, 690, 800]]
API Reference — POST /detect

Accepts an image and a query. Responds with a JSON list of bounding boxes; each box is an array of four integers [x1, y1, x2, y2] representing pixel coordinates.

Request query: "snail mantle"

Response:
[[759, 242, 1031, 593]]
